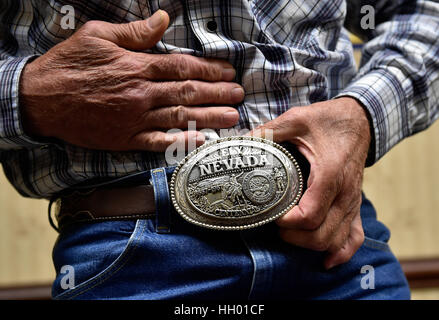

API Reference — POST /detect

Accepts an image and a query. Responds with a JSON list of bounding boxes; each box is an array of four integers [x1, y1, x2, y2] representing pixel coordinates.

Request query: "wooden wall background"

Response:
[[0, 180, 55, 286], [363, 122, 439, 259], [362, 121, 439, 299], [0, 45, 438, 299]]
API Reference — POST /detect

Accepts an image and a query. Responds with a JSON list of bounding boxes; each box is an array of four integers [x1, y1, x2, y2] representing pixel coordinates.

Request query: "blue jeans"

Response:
[[51, 168, 410, 300]]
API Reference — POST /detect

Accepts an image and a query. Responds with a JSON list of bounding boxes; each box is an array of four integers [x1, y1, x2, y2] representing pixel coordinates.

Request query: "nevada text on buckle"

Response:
[[170, 136, 303, 230]]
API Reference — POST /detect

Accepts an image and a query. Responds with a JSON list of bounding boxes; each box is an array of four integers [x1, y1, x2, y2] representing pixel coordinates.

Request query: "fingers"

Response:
[[149, 80, 245, 107], [278, 202, 357, 251], [324, 213, 365, 270], [138, 54, 237, 82], [81, 10, 170, 50], [144, 106, 239, 129], [276, 164, 341, 230], [127, 104, 240, 151], [129, 130, 205, 152], [81, 11, 238, 82], [278, 188, 364, 268], [247, 108, 307, 142]]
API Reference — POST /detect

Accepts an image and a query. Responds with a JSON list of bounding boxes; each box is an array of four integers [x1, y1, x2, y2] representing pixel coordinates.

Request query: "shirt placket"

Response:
[[185, 0, 222, 58]]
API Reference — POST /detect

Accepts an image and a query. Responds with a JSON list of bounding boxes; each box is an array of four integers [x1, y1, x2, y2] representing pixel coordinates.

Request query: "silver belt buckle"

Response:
[[170, 136, 303, 230]]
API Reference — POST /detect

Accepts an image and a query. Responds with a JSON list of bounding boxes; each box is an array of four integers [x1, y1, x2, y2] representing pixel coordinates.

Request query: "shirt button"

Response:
[[206, 20, 218, 32]]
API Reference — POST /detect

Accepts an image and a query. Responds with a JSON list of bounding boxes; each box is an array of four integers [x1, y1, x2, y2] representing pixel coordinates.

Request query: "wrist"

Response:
[[336, 96, 372, 143], [19, 60, 53, 138]]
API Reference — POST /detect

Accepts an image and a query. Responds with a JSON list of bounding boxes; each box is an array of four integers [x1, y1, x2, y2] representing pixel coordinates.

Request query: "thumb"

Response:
[[84, 10, 170, 50], [247, 109, 305, 143]]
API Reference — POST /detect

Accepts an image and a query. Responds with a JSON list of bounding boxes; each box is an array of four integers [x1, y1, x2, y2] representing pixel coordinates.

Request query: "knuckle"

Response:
[[312, 240, 329, 252], [126, 56, 145, 73], [337, 251, 353, 264], [171, 105, 188, 125], [126, 88, 145, 105], [334, 229, 350, 250], [202, 62, 222, 80], [142, 134, 155, 148], [179, 81, 197, 103], [199, 108, 216, 125], [310, 234, 330, 251], [143, 85, 157, 107], [145, 57, 166, 78], [174, 55, 191, 79], [145, 132, 165, 150], [206, 110, 217, 125], [302, 213, 322, 230], [80, 20, 102, 35], [216, 86, 227, 101]]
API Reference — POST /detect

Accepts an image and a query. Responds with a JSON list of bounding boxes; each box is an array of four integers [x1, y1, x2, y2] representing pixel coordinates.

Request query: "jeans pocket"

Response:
[[362, 236, 391, 252], [52, 219, 147, 299]]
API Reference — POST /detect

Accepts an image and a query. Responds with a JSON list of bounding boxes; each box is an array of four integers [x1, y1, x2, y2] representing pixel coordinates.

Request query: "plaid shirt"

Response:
[[1, 0, 439, 198]]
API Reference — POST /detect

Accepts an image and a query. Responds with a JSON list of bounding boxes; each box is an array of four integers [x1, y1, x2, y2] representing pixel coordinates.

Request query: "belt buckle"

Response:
[[170, 136, 303, 230]]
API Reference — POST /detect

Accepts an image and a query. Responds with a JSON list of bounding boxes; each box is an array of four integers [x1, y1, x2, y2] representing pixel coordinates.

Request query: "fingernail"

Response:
[[148, 10, 164, 29], [222, 68, 236, 81], [223, 111, 239, 124], [231, 87, 245, 101]]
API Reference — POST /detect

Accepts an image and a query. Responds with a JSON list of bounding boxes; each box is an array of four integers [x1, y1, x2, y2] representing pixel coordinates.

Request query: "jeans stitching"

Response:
[[152, 168, 171, 233], [239, 232, 257, 300], [58, 214, 155, 232], [64, 220, 147, 299], [54, 219, 148, 299], [363, 236, 391, 252]]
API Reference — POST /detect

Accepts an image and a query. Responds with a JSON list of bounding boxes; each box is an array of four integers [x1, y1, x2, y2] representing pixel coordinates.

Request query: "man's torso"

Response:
[[0, 0, 357, 198]]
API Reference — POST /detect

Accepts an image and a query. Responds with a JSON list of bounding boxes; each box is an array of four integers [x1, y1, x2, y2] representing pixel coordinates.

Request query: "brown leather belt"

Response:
[[52, 141, 310, 231], [53, 185, 157, 230]]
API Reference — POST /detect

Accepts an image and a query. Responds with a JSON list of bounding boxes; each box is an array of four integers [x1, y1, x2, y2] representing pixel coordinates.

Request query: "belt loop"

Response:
[[150, 168, 171, 234]]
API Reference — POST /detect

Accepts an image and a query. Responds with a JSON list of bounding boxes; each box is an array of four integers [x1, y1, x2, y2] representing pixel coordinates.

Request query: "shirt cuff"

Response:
[[336, 68, 408, 166], [0, 55, 48, 150]]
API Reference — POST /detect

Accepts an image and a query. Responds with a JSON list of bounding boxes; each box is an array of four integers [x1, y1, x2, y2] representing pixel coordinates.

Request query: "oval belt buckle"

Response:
[[170, 136, 303, 230]]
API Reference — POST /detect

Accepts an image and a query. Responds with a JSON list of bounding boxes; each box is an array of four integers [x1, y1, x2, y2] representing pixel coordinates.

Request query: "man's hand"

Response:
[[20, 10, 244, 151], [250, 97, 371, 269]]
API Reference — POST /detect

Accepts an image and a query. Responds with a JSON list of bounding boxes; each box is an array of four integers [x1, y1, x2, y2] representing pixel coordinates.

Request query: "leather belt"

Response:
[[52, 138, 309, 232], [53, 185, 157, 230]]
